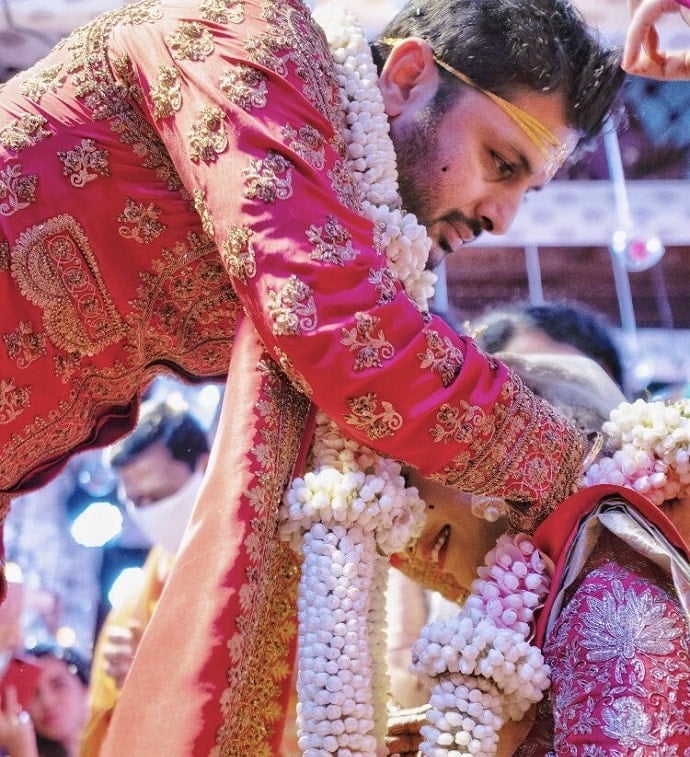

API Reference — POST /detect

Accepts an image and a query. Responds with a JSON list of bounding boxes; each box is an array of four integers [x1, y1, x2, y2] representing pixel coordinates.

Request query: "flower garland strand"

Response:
[[582, 397, 690, 505], [279, 8, 433, 753], [410, 535, 551, 755]]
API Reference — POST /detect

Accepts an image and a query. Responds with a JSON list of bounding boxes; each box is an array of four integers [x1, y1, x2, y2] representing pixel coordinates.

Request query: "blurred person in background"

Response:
[[81, 400, 210, 756], [470, 299, 625, 391], [0, 643, 90, 757]]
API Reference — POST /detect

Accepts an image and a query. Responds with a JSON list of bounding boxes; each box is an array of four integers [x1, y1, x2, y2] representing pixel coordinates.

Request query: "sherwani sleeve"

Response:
[[108, 2, 584, 515]]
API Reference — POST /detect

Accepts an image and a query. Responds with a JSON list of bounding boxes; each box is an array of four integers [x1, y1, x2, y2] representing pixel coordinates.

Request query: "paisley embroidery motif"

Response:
[[0, 164, 38, 216], [11, 214, 126, 355]]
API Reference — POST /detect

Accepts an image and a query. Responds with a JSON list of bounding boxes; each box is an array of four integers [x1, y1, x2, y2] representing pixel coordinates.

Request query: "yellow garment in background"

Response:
[[80, 546, 172, 757]]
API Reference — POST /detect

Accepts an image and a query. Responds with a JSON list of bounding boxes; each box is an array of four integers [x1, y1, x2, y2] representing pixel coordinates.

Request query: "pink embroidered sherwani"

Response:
[[0, 0, 584, 753]]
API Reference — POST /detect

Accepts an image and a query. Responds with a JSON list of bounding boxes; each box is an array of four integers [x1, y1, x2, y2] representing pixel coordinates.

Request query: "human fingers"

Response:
[[623, 0, 686, 73]]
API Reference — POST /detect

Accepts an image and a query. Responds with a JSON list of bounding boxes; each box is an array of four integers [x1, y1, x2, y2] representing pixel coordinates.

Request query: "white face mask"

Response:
[[126, 469, 204, 554]]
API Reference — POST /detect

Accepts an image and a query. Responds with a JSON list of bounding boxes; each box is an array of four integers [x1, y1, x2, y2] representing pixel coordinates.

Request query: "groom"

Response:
[[0, 0, 623, 753]]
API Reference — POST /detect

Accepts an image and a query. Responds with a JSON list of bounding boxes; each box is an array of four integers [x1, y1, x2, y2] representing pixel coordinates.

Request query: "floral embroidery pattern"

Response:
[[343, 392, 403, 440], [267, 275, 316, 336], [191, 189, 214, 238], [327, 159, 361, 210], [306, 215, 357, 265], [167, 21, 215, 61], [149, 66, 182, 119], [53, 352, 81, 384], [117, 197, 165, 244], [0, 378, 31, 424], [18, 63, 66, 102], [57, 139, 110, 188], [219, 64, 268, 110], [0, 164, 38, 216], [546, 562, 690, 753], [431, 401, 493, 445], [221, 226, 256, 282], [281, 123, 326, 170], [3, 321, 46, 369], [243, 151, 293, 203], [199, 0, 244, 23], [188, 106, 228, 163], [341, 313, 394, 371], [12, 215, 126, 355], [0, 114, 51, 152], [368, 266, 398, 305], [417, 329, 464, 387]]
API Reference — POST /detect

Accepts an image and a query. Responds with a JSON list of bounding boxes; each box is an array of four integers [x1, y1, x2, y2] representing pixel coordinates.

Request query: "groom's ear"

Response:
[[378, 38, 440, 117]]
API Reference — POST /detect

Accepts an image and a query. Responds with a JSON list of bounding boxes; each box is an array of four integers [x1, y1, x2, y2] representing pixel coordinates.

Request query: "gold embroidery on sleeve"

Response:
[[417, 329, 464, 387], [11, 215, 126, 355], [0, 115, 51, 152], [327, 159, 361, 210], [219, 64, 268, 110], [199, 0, 244, 23], [341, 313, 394, 371], [243, 151, 294, 203], [19, 63, 66, 102], [192, 189, 215, 238], [3, 321, 46, 369], [268, 276, 316, 336], [57, 139, 110, 188], [0, 241, 8, 270], [281, 123, 326, 170], [149, 66, 182, 119], [0, 164, 38, 216], [188, 106, 228, 163], [273, 346, 313, 397], [0, 379, 31, 425], [221, 226, 256, 282], [368, 267, 398, 305], [343, 392, 403, 440], [117, 197, 165, 244], [167, 21, 215, 61], [306, 215, 356, 265]]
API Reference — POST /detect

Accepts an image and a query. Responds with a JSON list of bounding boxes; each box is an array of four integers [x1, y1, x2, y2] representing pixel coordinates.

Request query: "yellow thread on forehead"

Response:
[[381, 38, 569, 176]]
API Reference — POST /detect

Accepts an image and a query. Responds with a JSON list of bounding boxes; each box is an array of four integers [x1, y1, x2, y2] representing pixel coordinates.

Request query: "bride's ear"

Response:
[[378, 38, 440, 117]]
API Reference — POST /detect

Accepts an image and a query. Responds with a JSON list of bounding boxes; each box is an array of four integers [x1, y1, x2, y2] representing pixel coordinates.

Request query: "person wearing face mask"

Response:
[[80, 400, 210, 757]]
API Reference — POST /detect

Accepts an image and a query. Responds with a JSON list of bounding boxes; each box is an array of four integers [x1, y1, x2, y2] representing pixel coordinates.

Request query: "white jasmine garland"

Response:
[[582, 397, 690, 505], [410, 535, 551, 755], [279, 9, 432, 754]]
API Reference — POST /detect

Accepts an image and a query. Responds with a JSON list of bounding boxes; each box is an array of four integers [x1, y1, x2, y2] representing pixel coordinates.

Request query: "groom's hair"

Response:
[[371, 0, 625, 143]]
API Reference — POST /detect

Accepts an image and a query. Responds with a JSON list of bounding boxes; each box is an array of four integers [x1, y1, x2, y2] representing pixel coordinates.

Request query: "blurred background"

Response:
[[2, 0, 690, 657]]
